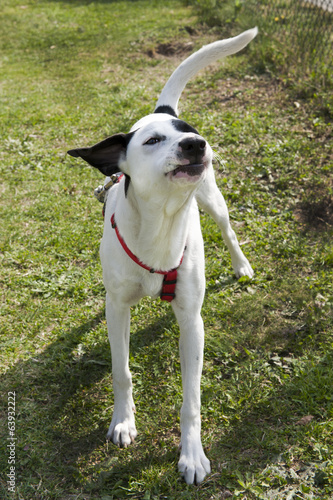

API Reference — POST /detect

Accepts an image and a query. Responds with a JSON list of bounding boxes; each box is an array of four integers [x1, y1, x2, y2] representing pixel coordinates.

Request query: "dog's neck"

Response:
[[114, 182, 197, 272]]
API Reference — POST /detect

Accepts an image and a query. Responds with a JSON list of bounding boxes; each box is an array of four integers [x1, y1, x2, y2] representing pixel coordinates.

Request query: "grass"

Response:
[[1, 0, 333, 499]]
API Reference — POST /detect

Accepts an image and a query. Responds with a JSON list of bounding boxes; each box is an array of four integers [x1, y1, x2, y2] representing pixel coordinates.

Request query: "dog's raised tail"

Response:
[[154, 27, 258, 116]]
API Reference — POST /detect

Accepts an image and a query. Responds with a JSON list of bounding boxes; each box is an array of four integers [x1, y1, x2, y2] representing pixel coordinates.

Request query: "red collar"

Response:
[[111, 213, 184, 302]]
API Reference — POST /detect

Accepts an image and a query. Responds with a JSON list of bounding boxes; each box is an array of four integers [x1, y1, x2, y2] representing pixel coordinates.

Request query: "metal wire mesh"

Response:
[[244, 0, 333, 74]]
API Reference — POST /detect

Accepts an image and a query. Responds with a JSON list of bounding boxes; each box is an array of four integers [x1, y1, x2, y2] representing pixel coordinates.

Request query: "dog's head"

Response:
[[68, 112, 212, 198]]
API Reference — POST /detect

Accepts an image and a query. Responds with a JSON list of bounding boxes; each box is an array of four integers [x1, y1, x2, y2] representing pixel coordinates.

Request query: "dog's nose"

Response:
[[179, 136, 206, 163]]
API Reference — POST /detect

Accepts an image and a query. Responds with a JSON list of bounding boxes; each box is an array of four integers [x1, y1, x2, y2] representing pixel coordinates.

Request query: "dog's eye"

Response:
[[144, 137, 160, 145]]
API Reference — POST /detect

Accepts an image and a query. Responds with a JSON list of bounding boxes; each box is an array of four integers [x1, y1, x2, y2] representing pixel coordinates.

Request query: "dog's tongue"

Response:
[[172, 164, 205, 179]]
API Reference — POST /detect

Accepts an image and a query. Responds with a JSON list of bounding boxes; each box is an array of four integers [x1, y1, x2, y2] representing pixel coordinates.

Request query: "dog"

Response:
[[67, 27, 257, 484]]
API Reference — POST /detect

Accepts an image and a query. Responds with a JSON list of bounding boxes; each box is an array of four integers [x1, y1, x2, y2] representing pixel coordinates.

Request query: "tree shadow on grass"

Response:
[[1, 293, 332, 498], [208, 348, 333, 496]]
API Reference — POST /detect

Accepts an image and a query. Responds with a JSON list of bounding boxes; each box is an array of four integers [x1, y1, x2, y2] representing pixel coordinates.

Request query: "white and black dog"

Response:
[[68, 28, 257, 484]]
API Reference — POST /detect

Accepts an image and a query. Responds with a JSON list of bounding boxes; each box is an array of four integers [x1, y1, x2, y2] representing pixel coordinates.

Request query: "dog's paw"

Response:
[[178, 444, 211, 485], [106, 411, 137, 448], [233, 256, 254, 279]]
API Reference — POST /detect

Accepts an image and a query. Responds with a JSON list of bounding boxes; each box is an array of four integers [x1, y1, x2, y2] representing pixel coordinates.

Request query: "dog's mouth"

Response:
[[169, 163, 206, 180]]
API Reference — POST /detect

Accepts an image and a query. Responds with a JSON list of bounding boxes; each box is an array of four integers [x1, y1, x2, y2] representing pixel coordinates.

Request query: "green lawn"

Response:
[[1, 1, 332, 499]]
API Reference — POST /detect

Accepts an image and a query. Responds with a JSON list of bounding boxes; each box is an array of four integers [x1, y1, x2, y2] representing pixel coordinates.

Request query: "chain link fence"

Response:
[[244, 0, 332, 76], [305, 0, 332, 12], [186, 0, 332, 82]]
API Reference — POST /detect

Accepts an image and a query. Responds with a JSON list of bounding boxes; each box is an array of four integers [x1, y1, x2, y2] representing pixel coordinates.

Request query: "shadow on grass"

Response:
[[207, 346, 333, 495], [1, 294, 332, 498], [0, 307, 177, 498]]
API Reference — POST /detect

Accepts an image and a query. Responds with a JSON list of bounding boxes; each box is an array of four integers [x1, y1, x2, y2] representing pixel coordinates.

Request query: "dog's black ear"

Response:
[[67, 132, 134, 176]]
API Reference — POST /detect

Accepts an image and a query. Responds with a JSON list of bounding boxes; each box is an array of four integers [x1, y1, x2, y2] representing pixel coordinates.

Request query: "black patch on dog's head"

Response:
[[171, 119, 199, 135], [154, 105, 177, 117]]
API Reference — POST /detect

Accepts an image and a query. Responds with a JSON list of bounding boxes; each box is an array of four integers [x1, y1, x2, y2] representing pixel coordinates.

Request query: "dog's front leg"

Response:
[[196, 165, 253, 278], [172, 304, 211, 484], [105, 293, 137, 447]]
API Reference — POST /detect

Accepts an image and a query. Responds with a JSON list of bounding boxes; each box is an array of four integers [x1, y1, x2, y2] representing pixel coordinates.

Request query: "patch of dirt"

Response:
[[180, 74, 286, 115], [294, 182, 333, 229], [145, 25, 210, 60], [146, 40, 195, 59]]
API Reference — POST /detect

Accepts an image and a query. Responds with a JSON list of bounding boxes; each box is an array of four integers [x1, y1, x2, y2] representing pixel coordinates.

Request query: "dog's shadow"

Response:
[[0, 305, 178, 486]]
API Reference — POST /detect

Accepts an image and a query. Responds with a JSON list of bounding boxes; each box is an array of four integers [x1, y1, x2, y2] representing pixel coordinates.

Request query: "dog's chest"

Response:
[[132, 273, 165, 303], [102, 263, 165, 305]]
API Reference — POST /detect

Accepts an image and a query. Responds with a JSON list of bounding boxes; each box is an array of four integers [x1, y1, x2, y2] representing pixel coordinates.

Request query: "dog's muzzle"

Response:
[[171, 136, 207, 179]]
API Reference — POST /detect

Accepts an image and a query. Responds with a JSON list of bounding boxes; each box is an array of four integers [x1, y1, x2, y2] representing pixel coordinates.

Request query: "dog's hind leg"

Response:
[[196, 165, 253, 278], [105, 293, 137, 447]]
